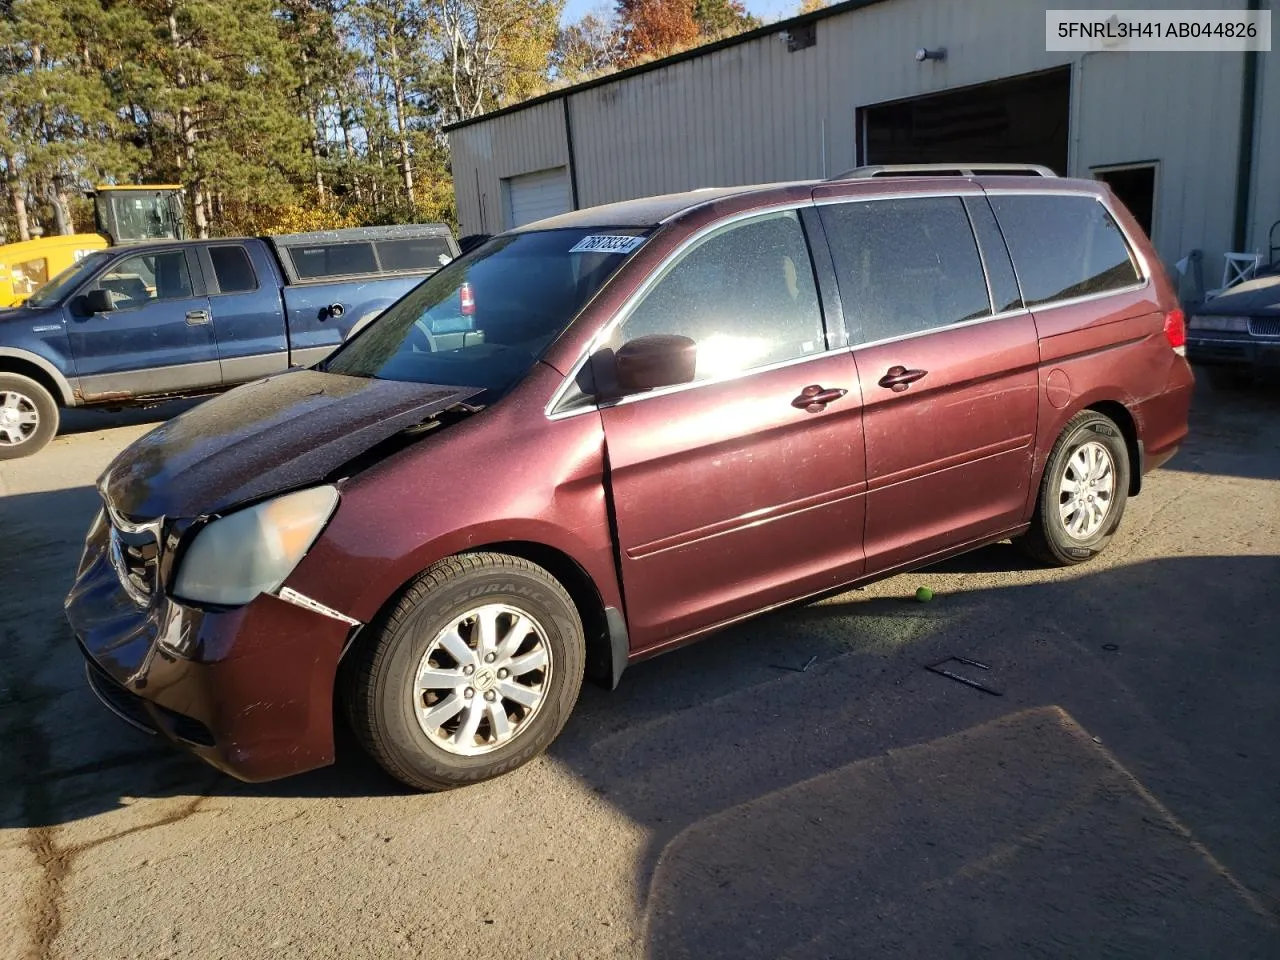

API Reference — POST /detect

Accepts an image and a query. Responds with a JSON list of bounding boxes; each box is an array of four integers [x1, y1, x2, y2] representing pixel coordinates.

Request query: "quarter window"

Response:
[[96, 251, 192, 307], [989, 195, 1141, 306], [618, 210, 825, 382], [819, 197, 992, 345]]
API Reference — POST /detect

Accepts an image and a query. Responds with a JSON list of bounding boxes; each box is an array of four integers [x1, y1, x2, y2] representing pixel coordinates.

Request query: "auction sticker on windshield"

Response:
[[568, 235, 647, 254]]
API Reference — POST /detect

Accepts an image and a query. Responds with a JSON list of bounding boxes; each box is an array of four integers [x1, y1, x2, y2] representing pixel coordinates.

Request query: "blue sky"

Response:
[[561, 0, 798, 26]]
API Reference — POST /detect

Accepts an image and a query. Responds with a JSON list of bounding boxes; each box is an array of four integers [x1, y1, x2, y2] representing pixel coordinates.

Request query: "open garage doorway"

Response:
[[859, 67, 1071, 175]]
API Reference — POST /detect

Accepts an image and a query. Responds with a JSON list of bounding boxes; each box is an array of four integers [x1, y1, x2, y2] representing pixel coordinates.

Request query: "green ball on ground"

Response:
[[915, 586, 934, 602]]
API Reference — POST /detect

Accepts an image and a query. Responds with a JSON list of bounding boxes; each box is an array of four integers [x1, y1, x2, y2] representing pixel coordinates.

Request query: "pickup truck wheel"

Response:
[[0, 373, 58, 460], [1017, 410, 1130, 567], [342, 552, 585, 791]]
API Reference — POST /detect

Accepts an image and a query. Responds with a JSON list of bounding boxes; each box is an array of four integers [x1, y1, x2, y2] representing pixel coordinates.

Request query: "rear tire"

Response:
[[0, 373, 58, 460], [342, 552, 585, 792], [1018, 410, 1130, 567]]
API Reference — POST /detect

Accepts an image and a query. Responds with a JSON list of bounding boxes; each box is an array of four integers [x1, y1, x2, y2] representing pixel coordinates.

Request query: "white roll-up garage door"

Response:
[[504, 167, 572, 228]]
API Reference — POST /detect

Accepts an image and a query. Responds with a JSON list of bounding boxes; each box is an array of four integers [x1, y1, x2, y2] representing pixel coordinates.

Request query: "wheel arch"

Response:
[[1083, 400, 1142, 497], [343, 300, 397, 341], [459, 540, 621, 690], [1031, 395, 1144, 508], [0, 348, 75, 406], [342, 538, 624, 693]]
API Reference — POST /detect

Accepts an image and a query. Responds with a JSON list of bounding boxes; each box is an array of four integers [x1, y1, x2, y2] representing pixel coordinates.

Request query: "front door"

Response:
[[67, 248, 220, 401], [595, 209, 867, 650], [814, 191, 1039, 574]]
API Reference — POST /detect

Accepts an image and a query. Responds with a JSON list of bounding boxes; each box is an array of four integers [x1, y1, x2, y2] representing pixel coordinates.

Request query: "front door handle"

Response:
[[185, 309, 210, 325], [878, 365, 928, 392], [792, 384, 848, 413]]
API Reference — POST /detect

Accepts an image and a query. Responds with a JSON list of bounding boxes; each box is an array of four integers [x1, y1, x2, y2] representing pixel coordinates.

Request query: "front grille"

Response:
[[1248, 317, 1280, 338], [104, 504, 164, 605]]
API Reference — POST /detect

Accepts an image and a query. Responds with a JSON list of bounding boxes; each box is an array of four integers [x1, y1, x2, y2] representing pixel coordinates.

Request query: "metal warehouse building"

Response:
[[445, 0, 1278, 285]]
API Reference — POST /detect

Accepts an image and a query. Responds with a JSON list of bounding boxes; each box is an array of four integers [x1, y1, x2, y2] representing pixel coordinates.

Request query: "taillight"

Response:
[[459, 282, 475, 316], [1163, 307, 1186, 355]]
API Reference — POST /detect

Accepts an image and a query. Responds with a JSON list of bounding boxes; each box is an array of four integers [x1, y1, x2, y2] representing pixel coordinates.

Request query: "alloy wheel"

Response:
[[412, 603, 553, 756], [0, 390, 40, 447], [1058, 440, 1116, 539]]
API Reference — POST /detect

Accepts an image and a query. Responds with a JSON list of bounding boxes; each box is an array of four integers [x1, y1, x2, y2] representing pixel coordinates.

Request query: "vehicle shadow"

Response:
[[3, 486, 1278, 956], [559, 552, 1280, 958], [1164, 370, 1280, 481], [57, 397, 206, 436]]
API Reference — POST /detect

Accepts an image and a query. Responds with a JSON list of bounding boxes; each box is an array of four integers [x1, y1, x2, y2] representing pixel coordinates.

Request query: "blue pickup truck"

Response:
[[0, 224, 459, 459]]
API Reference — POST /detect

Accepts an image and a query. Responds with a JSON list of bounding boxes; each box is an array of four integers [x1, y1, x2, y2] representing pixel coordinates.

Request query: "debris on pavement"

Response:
[[924, 656, 1003, 696]]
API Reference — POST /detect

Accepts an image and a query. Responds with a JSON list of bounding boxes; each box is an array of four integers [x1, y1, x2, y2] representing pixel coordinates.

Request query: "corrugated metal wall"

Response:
[[450, 99, 569, 237], [448, 0, 1277, 272]]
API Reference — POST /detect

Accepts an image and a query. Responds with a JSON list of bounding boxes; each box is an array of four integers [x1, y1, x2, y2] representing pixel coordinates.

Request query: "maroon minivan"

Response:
[[66, 165, 1194, 790]]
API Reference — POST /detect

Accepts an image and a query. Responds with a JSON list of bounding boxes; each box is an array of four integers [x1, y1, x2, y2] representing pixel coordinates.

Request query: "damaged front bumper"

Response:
[[65, 504, 360, 783]]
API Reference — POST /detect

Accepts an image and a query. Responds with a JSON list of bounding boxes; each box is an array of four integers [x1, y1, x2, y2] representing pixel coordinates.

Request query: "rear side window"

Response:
[[286, 241, 378, 280], [819, 197, 992, 344], [989, 195, 1142, 306], [376, 237, 454, 272], [619, 210, 826, 381], [209, 245, 257, 293]]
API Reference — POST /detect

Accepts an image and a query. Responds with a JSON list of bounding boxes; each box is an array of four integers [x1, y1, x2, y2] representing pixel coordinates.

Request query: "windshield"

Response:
[[25, 251, 113, 308], [322, 227, 649, 392]]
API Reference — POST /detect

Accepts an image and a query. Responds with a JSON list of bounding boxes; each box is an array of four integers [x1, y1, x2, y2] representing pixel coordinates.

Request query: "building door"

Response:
[[859, 66, 1071, 175], [504, 167, 571, 228]]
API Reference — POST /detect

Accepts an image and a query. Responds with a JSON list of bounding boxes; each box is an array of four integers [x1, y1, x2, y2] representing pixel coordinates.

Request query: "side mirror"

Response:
[[82, 289, 116, 314], [614, 334, 697, 394]]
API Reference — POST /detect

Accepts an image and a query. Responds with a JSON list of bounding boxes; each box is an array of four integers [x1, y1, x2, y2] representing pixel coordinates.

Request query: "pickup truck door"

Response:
[[196, 242, 289, 385], [65, 247, 221, 401]]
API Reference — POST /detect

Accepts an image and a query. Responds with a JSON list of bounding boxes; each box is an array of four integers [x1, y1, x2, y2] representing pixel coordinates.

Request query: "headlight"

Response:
[[1188, 314, 1250, 332], [172, 486, 339, 606]]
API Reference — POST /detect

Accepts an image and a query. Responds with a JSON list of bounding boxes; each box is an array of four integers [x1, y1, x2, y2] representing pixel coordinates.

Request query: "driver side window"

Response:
[[618, 210, 825, 383], [94, 251, 193, 309]]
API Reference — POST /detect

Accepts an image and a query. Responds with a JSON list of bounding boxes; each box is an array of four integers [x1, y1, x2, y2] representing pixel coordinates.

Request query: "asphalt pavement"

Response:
[[2, 377, 1278, 960]]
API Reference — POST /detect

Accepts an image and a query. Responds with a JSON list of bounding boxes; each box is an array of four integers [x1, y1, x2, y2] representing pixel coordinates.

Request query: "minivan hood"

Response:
[[100, 370, 484, 519]]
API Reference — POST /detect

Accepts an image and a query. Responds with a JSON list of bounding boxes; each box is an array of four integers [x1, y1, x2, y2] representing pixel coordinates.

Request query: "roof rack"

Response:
[[829, 163, 1058, 180]]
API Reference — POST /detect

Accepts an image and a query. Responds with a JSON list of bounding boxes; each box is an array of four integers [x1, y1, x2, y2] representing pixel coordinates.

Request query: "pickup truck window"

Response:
[[323, 227, 648, 392], [287, 241, 378, 280], [25, 251, 113, 308], [376, 237, 454, 272], [209, 245, 258, 293], [95, 251, 193, 308]]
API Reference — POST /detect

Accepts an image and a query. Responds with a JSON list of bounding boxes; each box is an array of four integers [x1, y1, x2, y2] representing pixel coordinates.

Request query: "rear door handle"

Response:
[[792, 384, 848, 412], [877, 365, 928, 392], [185, 309, 210, 325]]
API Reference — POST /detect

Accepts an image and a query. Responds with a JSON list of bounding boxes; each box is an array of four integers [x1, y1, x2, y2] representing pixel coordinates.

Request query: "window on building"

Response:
[[1092, 163, 1157, 239], [991, 195, 1142, 306], [618, 210, 825, 383], [819, 197, 992, 344]]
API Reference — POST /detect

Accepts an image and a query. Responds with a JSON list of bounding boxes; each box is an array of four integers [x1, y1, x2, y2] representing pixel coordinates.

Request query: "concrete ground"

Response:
[[1, 378, 1278, 960]]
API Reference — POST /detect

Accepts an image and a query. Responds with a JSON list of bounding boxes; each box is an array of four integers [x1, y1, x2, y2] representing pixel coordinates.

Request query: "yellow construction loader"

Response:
[[0, 184, 187, 307]]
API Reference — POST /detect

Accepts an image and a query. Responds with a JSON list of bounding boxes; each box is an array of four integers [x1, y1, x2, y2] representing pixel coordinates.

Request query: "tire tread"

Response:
[[342, 551, 581, 792]]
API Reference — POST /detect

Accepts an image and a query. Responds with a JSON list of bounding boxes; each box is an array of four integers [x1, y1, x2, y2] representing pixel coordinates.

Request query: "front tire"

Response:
[[1018, 410, 1130, 567], [0, 373, 58, 460], [342, 552, 585, 791]]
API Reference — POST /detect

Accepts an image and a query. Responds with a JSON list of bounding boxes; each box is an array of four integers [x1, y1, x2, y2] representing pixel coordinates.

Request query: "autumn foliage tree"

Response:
[[616, 0, 698, 64]]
